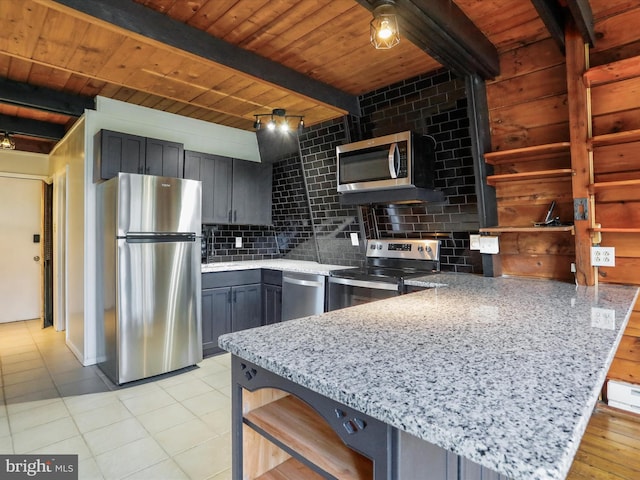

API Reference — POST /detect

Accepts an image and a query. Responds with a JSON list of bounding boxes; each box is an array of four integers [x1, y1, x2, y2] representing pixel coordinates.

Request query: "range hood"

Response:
[[339, 187, 444, 205]]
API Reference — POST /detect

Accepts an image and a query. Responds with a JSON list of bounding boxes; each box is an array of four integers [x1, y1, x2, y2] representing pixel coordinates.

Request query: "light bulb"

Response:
[[378, 20, 393, 40]]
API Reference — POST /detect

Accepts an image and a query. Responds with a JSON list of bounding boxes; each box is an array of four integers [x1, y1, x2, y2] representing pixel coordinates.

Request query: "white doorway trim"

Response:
[[53, 166, 68, 332]]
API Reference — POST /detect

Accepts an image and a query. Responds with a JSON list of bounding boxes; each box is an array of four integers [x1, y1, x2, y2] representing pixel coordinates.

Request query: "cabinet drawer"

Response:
[[608, 379, 640, 413], [262, 269, 282, 286], [202, 269, 261, 289]]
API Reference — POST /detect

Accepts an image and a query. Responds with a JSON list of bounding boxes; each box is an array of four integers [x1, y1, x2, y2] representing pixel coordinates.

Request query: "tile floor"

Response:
[[0, 319, 233, 479]]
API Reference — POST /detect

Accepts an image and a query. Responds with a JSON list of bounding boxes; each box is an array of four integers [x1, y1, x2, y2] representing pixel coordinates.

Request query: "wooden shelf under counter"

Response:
[[244, 394, 373, 480]]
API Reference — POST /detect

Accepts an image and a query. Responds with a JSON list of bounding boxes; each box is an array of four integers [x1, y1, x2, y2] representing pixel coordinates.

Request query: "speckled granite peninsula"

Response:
[[219, 273, 638, 480]]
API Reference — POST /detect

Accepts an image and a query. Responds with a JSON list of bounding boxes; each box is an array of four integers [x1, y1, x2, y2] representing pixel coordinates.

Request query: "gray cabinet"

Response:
[[202, 270, 262, 357], [95, 130, 184, 181], [184, 150, 272, 225], [262, 270, 282, 325], [184, 151, 232, 224], [231, 159, 272, 225]]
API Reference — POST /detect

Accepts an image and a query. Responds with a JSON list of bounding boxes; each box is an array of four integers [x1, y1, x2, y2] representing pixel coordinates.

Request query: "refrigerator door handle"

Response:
[[124, 232, 197, 243]]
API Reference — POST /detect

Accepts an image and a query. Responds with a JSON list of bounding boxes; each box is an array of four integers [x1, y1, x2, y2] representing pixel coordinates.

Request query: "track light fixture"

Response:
[[0, 132, 16, 150], [370, 1, 400, 50], [253, 109, 304, 133]]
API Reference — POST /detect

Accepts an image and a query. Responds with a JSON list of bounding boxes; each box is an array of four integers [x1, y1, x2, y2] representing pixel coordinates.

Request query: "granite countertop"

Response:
[[219, 273, 638, 480], [201, 259, 354, 275]]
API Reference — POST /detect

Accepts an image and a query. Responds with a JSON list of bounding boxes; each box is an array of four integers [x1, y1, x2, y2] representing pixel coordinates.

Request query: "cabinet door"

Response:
[[98, 130, 146, 179], [262, 284, 282, 325], [231, 284, 262, 331], [232, 160, 273, 225], [202, 287, 232, 357], [184, 151, 215, 224], [211, 155, 233, 224], [146, 138, 184, 177]]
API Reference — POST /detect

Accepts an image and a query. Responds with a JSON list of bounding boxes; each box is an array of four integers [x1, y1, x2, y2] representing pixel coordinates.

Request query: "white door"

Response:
[[0, 176, 43, 323]]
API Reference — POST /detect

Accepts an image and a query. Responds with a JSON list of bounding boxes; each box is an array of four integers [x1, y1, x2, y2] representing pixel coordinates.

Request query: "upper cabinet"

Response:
[[184, 150, 272, 226], [95, 130, 184, 181]]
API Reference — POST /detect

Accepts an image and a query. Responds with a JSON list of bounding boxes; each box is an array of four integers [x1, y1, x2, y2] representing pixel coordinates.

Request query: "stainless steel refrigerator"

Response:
[[98, 172, 203, 385]]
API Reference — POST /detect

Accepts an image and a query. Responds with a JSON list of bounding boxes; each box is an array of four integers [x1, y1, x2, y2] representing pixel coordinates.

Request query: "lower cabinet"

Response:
[[202, 271, 262, 357], [262, 270, 282, 325]]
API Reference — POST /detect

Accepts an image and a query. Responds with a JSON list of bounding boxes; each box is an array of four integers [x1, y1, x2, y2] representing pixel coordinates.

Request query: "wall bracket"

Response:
[[574, 198, 589, 221]]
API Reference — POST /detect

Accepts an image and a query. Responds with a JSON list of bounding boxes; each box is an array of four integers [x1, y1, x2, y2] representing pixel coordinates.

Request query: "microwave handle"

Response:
[[388, 143, 399, 179]]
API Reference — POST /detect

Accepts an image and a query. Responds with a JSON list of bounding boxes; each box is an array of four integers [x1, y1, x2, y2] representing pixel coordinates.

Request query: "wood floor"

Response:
[[567, 404, 640, 479]]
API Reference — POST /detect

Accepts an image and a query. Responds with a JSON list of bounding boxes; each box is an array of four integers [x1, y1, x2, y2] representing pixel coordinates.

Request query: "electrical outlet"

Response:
[[570, 262, 576, 273], [591, 307, 616, 330], [235, 237, 242, 248], [591, 246, 615, 267], [479, 236, 499, 254]]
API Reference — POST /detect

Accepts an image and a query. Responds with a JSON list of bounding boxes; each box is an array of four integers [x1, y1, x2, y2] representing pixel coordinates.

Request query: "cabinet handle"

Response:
[[227, 291, 231, 304], [233, 291, 237, 303], [228, 210, 232, 222], [234, 210, 237, 222]]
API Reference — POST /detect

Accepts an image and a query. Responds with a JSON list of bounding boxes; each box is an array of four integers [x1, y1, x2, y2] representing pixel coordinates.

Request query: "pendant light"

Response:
[[370, 1, 400, 50], [0, 132, 16, 150]]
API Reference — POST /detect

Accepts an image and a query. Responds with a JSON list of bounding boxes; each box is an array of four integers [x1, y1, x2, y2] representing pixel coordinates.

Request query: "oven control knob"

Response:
[[369, 244, 376, 250], [377, 244, 383, 249], [417, 246, 424, 252]]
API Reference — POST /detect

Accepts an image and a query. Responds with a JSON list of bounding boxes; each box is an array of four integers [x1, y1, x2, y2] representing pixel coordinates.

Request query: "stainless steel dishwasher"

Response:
[[281, 272, 326, 321]]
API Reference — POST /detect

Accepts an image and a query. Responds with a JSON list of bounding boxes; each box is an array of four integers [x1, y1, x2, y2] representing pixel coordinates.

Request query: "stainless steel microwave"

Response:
[[336, 131, 436, 193]]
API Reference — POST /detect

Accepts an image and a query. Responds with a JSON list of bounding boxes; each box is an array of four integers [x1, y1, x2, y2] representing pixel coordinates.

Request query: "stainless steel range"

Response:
[[327, 238, 440, 311]]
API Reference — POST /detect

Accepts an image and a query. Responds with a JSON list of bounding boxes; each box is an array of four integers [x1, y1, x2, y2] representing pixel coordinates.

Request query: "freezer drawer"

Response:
[[107, 238, 202, 384], [608, 379, 640, 414]]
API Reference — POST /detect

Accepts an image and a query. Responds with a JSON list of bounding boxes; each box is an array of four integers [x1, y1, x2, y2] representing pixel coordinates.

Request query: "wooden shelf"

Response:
[[244, 395, 373, 480], [480, 225, 575, 234], [589, 179, 640, 194], [590, 129, 640, 148], [483, 142, 571, 165], [256, 457, 325, 480], [486, 169, 574, 185], [590, 227, 640, 233], [584, 56, 640, 87]]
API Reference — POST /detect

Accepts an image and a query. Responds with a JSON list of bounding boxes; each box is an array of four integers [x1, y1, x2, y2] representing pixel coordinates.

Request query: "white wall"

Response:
[[49, 118, 87, 362], [94, 97, 260, 161], [0, 150, 49, 177]]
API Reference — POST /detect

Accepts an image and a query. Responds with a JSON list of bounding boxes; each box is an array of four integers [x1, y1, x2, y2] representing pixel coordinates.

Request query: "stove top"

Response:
[[330, 239, 441, 283]]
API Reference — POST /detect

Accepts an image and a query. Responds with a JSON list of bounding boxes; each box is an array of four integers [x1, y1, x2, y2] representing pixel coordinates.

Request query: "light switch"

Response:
[[350, 232, 359, 246], [469, 234, 480, 250], [479, 236, 499, 254]]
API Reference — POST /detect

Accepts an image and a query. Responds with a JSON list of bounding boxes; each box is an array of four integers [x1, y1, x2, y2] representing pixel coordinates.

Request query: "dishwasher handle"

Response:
[[328, 276, 399, 291], [283, 276, 325, 288]]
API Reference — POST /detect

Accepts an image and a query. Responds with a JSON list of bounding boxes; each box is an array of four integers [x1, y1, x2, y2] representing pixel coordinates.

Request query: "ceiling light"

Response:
[[253, 109, 305, 134], [0, 132, 16, 150], [370, 1, 400, 50]]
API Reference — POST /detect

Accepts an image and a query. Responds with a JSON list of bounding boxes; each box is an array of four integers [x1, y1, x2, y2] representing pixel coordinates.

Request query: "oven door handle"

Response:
[[329, 276, 399, 291], [388, 142, 399, 179]]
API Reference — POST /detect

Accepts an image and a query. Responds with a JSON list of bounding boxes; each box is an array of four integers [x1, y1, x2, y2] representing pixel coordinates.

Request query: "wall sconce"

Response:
[[370, 1, 400, 49], [0, 132, 16, 150], [254, 109, 304, 133]]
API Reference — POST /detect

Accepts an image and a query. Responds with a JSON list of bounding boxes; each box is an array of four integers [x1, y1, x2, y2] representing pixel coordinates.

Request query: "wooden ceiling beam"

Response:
[[530, 0, 567, 53], [37, 0, 359, 116], [530, 0, 596, 53], [0, 77, 94, 117], [566, 0, 596, 47], [356, 0, 500, 79], [0, 114, 66, 140]]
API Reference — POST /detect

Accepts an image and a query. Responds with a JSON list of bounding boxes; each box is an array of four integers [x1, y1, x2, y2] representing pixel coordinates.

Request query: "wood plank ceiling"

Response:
[[0, 0, 576, 153]]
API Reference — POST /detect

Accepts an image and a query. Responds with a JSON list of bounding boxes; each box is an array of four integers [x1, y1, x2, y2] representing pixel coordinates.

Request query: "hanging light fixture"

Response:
[[253, 109, 304, 134], [0, 132, 16, 150], [370, 1, 400, 50]]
